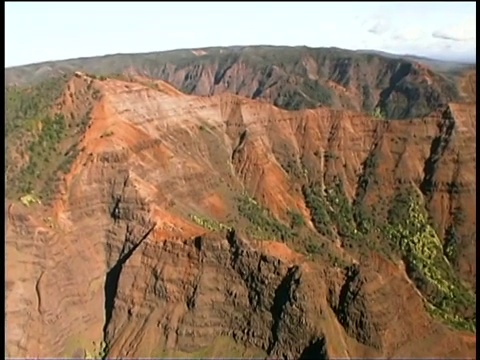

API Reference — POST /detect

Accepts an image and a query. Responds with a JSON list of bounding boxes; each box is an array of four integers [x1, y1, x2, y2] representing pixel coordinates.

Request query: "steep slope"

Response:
[[5, 46, 474, 119], [6, 74, 476, 359], [457, 69, 476, 101]]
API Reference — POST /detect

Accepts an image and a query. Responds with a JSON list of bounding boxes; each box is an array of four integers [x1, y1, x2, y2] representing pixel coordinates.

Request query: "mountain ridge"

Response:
[[5, 45, 476, 70], [6, 71, 476, 358], [5, 46, 476, 120]]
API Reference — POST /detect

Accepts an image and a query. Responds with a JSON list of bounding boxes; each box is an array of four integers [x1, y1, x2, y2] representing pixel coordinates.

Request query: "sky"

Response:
[[5, 1, 476, 68]]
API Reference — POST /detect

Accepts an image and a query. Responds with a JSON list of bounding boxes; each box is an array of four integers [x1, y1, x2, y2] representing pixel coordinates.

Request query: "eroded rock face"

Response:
[[7, 214, 476, 359], [6, 75, 476, 359], [104, 231, 323, 358]]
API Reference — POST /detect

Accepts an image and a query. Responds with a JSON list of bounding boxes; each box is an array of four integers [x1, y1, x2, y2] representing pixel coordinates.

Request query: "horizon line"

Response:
[[5, 44, 476, 70]]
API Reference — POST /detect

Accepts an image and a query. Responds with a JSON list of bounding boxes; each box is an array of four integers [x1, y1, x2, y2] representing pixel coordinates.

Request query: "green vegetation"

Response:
[[355, 150, 380, 206], [302, 179, 381, 260], [442, 206, 466, 263], [190, 194, 346, 270], [324, 180, 358, 239], [237, 195, 293, 241], [361, 84, 375, 111], [372, 107, 386, 120], [189, 214, 231, 232], [352, 204, 375, 237], [287, 209, 305, 229], [16, 113, 67, 194], [274, 90, 308, 111], [100, 130, 115, 138], [452, 206, 466, 226], [383, 189, 475, 332], [19, 193, 42, 207], [86, 73, 107, 81], [301, 184, 334, 237], [6, 76, 91, 202], [302, 179, 474, 330], [85, 341, 107, 359], [302, 79, 334, 106], [302, 179, 371, 241], [305, 240, 323, 254], [277, 157, 303, 179], [108, 73, 132, 81], [302, 235, 348, 268], [64, 337, 106, 359], [443, 225, 458, 263], [6, 76, 68, 137], [235, 192, 351, 269]]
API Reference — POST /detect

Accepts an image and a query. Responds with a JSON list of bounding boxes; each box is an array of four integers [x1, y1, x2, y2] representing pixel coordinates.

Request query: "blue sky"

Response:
[[5, 1, 476, 67]]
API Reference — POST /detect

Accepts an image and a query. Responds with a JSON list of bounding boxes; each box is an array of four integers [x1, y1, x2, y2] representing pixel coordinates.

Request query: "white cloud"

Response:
[[379, 34, 475, 62], [354, 5, 476, 62], [432, 17, 476, 41], [363, 10, 393, 36], [368, 19, 390, 35]]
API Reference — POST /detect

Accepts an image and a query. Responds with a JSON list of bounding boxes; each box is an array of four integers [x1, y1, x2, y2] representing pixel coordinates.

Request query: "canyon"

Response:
[[5, 48, 477, 359]]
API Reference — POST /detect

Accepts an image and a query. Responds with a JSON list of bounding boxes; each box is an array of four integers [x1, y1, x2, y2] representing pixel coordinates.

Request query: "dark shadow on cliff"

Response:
[[102, 224, 155, 358], [298, 337, 329, 360]]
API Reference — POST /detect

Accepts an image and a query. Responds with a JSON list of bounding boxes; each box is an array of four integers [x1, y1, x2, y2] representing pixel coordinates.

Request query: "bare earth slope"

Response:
[[5, 46, 476, 119], [6, 74, 476, 359]]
